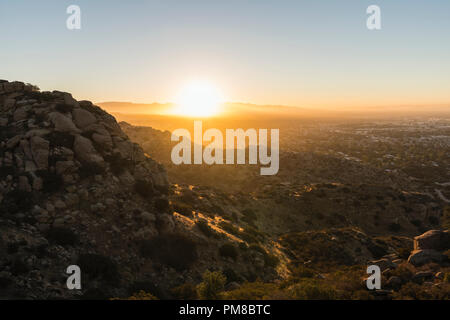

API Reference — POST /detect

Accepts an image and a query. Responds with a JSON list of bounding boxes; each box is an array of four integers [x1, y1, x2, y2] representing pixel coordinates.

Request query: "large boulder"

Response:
[[92, 132, 113, 148], [63, 93, 79, 108], [407, 249, 445, 267], [73, 135, 104, 165], [13, 107, 28, 121], [113, 136, 135, 159], [73, 108, 96, 129], [414, 230, 450, 251], [151, 171, 169, 192], [6, 135, 22, 149], [48, 112, 81, 133], [55, 161, 77, 175], [30, 136, 50, 170]]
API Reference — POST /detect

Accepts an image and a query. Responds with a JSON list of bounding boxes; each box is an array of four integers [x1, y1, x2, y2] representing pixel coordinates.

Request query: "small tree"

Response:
[[197, 270, 226, 300]]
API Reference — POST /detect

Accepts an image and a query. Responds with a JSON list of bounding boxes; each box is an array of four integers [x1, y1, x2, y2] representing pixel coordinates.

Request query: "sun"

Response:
[[173, 81, 224, 117]]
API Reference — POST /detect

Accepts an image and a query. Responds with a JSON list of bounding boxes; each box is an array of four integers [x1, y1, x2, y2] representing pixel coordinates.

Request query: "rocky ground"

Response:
[[120, 118, 450, 299]]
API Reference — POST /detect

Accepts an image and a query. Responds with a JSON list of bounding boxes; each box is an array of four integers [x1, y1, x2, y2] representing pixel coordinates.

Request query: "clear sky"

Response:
[[1, 0, 449, 108]]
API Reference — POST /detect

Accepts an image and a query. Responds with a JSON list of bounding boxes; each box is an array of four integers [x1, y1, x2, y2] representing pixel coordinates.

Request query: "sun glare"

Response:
[[173, 81, 224, 117]]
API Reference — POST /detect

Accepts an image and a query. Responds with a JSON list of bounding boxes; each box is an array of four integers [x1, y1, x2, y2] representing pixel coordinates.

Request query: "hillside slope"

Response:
[[0, 81, 281, 299]]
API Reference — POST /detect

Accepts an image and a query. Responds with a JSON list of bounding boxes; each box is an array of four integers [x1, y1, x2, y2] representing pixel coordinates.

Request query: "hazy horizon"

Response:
[[96, 100, 450, 119]]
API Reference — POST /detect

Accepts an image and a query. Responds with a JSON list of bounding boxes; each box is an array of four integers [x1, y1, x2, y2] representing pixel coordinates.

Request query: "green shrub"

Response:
[[197, 270, 226, 300], [139, 234, 198, 271], [46, 227, 79, 246], [115, 291, 158, 300], [219, 243, 238, 260], [224, 281, 277, 300], [290, 279, 337, 300], [128, 280, 166, 299]]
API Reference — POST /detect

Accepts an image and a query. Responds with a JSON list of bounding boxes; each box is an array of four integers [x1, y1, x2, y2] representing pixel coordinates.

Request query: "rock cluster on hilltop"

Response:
[[0, 80, 175, 298], [0, 80, 168, 194]]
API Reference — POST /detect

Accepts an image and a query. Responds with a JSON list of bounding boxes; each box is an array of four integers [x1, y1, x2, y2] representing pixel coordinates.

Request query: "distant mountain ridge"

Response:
[[98, 101, 450, 120]]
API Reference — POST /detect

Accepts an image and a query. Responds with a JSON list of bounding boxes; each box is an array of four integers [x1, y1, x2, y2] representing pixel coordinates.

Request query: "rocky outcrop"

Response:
[[0, 80, 172, 299], [407, 249, 445, 266], [48, 112, 81, 133], [0, 80, 168, 191], [72, 108, 96, 129], [413, 230, 450, 251], [73, 135, 104, 165], [407, 230, 449, 267]]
